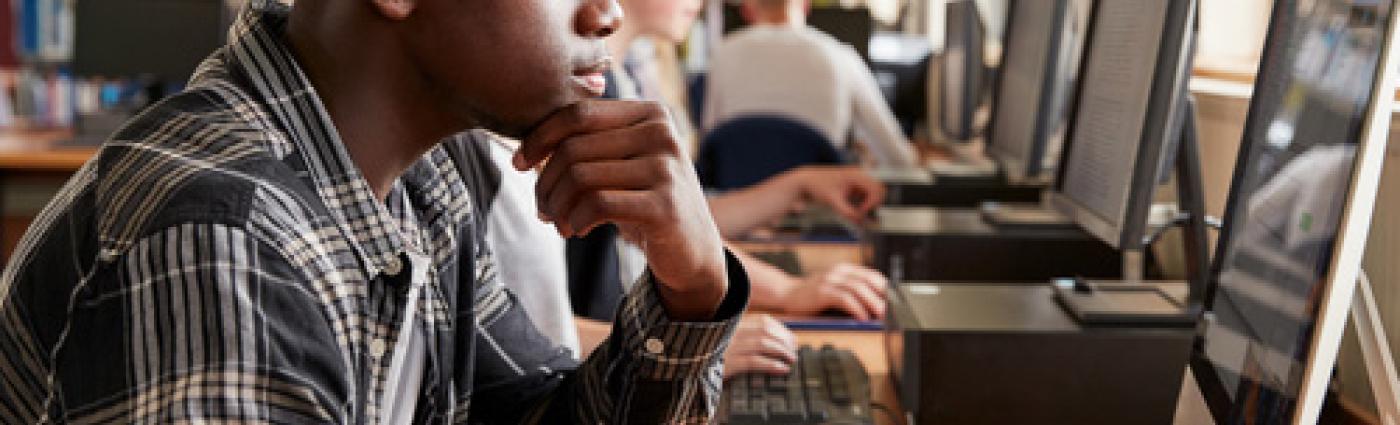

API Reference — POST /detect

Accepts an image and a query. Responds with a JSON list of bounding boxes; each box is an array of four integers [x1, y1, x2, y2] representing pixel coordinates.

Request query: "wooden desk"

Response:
[[0, 129, 92, 171], [733, 240, 905, 423], [770, 241, 1214, 425], [0, 129, 95, 261], [731, 240, 867, 273]]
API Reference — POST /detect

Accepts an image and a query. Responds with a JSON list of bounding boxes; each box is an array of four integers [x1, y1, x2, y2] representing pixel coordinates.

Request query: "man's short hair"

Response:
[[745, 0, 795, 13]]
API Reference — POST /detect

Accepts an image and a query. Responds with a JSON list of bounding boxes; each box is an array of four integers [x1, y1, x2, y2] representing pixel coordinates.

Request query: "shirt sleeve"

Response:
[[469, 247, 750, 424], [844, 47, 920, 167], [31, 223, 345, 424]]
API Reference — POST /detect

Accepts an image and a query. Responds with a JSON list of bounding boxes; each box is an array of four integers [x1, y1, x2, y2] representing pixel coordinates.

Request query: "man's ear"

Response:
[[371, 0, 416, 20]]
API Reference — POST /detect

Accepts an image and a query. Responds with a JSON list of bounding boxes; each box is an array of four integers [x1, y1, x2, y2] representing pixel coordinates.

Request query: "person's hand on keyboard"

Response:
[[723, 314, 798, 378], [775, 263, 889, 320]]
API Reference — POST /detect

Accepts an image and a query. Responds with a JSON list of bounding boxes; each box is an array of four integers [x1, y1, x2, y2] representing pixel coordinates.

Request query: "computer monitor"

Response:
[[983, 0, 1088, 182], [937, 0, 987, 142], [722, 3, 875, 64], [1191, 0, 1399, 423], [869, 32, 933, 137], [1049, 0, 1196, 250], [808, 7, 875, 64], [72, 0, 227, 86]]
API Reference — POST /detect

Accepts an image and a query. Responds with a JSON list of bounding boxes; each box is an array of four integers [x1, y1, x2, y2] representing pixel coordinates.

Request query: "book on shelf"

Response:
[[2, 0, 18, 67]]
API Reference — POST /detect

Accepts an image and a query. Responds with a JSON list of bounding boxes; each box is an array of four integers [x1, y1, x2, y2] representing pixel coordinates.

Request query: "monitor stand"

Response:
[[1056, 97, 1210, 326], [926, 157, 1001, 185], [978, 201, 1076, 229]]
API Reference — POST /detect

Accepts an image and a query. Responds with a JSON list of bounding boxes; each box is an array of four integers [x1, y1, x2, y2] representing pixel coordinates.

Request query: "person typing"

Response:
[[706, 0, 920, 168]]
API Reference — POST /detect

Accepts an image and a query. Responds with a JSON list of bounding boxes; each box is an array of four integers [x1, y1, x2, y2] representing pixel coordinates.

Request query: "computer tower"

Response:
[[886, 284, 1195, 424], [873, 207, 1129, 282]]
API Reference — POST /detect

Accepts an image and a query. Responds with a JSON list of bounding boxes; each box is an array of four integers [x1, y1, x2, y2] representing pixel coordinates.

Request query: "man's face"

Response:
[[401, 0, 617, 138]]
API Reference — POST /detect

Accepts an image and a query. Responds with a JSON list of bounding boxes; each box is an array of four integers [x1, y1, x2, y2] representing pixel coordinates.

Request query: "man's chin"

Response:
[[466, 109, 541, 140]]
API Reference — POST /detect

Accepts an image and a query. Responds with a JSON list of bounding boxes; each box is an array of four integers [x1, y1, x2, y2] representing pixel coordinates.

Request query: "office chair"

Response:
[[687, 74, 706, 131], [696, 115, 848, 190]]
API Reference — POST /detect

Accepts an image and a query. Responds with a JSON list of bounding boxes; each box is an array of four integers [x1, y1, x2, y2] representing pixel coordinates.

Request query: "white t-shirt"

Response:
[[482, 138, 581, 357], [705, 25, 918, 167]]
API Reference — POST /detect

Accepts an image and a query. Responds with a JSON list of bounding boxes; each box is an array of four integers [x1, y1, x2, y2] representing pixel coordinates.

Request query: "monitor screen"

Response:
[[1196, 0, 1393, 422], [986, 0, 1066, 180], [72, 0, 226, 82], [808, 7, 875, 64], [1052, 0, 1192, 249]]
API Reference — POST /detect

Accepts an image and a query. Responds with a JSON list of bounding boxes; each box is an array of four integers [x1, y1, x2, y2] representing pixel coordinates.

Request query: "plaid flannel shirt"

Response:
[[0, 1, 747, 423]]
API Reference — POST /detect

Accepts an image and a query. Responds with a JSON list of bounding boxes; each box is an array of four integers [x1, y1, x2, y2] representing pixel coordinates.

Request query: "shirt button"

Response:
[[383, 257, 404, 277], [370, 339, 387, 358], [644, 338, 665, 355]]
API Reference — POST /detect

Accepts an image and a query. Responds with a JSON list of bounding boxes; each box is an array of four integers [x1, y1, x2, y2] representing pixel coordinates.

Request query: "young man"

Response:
[[706, 0, 920, 167], [0, 0, 747, 423]]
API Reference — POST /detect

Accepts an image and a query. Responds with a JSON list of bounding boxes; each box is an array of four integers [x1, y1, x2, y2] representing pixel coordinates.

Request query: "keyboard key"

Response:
[[768, 376, 789, 390], [722, 346, 871, 424], [748, 375, 766, 392], [766, 396, 787, 412], [727, 410, 766, 422], [768, 407, 806, 422]]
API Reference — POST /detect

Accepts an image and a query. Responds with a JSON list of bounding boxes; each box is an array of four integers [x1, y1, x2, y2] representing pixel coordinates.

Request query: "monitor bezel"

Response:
[[939, 0, 987, 142], [1049, 0, 1198, 250], [984, 0, 1072, 182], [1190, 0, 1400, 423]]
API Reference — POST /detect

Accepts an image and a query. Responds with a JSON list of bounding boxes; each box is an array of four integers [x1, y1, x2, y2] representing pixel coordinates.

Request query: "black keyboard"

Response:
[[720, 344, 874, 424]]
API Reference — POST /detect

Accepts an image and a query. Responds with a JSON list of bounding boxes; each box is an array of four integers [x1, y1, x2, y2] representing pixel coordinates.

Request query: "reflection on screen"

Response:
[[1201, 1, 1390, 422]]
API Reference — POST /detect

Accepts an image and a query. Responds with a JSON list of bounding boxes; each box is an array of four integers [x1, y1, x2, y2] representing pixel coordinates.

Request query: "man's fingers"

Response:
[[757, 315, 798, 351], [746, 337, 798, 364], [725, 354, 792, 378], [534, 120, 673, 202], [853, 178, 886, 215], [561, 190, 665, 237], [817, 190, 865, 224], [841, 279, 886, 319], [825, 290, 872, 321], [849, 266, 890, 295], [539, 158, 665, 223], [516, 100, 665, 170]]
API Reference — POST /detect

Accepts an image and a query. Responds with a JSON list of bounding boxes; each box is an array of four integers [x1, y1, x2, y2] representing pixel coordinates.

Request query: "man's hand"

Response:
[[786, 166, 885, 224], [723, 315, 797, 378], [779, 263, 888, 320], [517, 100, 728, 320]]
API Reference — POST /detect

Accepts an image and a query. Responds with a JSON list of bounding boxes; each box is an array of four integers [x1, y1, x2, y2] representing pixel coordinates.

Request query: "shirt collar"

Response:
[[217, 0, 409, 277]]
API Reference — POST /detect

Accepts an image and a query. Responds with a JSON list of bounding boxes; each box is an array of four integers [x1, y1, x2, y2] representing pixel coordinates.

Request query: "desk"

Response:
[[0, 129, 91, 171], [0, 129, 94, 262], [768, 241, 1211, 425], [734, 240, 901, 423], [796, 330, 904, 425]]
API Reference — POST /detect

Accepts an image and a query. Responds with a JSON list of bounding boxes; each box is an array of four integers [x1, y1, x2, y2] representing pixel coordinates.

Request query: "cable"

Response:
[[1142, 213, 1224, 246]]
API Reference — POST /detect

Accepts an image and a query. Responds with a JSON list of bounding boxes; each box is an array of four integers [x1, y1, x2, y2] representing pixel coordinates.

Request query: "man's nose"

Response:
[[576, 0, 622, 38]]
